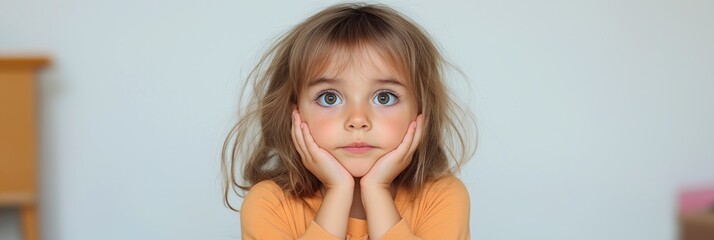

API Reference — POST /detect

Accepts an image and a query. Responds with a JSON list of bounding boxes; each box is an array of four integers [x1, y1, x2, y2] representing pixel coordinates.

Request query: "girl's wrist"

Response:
[[324, 180, 355, 193], [323, 187, 354, 201], [315, 182, 354, 239], [359, 182, 392, 196], [359, 178, 391, 191]]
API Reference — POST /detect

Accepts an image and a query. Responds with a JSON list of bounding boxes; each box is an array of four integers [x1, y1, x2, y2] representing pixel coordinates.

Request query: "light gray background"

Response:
[[1, 0, 713, 239]]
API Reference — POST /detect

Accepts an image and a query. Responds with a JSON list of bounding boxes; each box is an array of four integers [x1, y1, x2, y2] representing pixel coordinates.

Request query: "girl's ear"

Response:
[[291, 103, 298, 111]]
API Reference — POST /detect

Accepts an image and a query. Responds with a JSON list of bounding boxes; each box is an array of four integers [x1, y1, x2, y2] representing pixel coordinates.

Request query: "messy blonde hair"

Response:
[[222, 2, 477, 211]]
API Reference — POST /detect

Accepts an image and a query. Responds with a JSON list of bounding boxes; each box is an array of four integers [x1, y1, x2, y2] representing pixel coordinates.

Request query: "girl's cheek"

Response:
[[377, 107, 414, 130], [377, 114, 413, 149], [305, 114, 338, 146], [378, 113, 405, 129]]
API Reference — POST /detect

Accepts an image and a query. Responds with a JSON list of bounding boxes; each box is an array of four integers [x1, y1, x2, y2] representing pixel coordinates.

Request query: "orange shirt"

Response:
[[240, 175, 470, 239]]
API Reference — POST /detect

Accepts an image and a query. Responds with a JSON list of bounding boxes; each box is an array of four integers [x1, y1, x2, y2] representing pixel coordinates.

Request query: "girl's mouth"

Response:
[[340, 142, 375, 154]]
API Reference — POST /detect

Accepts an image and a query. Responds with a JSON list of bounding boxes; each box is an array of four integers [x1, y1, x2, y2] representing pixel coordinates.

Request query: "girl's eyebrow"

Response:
[[308, 77, 405, 88], [307, 77, 338, 88], [376, 78, 405, 88]]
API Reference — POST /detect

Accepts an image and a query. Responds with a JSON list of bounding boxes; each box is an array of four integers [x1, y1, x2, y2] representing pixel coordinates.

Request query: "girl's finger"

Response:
[[405, 114, 424, 157], [300, 123, 321, 157], [291, 111, 307, 161], [294, 112, 311, 163], [391, 119, 418, 160]]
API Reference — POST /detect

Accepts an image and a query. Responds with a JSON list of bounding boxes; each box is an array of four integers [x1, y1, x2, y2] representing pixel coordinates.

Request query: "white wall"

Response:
[[1, 0, 712, 239]]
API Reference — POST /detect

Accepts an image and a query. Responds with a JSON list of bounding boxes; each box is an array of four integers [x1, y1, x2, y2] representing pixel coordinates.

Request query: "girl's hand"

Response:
[[291, 110, 354, 190], [361, 114, 424, 189]]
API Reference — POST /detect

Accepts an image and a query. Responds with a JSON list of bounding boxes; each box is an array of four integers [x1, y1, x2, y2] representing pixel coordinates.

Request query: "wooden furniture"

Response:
[[0, 56, 49, 240], [679, 186, 714, 240]]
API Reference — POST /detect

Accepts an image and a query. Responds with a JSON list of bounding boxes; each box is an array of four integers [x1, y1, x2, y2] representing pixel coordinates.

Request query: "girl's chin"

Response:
[[347, 168, 369, 178], [337, 159, 378, 178]]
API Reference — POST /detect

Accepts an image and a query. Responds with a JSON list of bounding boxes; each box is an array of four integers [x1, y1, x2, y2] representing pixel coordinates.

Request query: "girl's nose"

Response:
[[345, 105, 371, 131], [347, 121, 369, 130]]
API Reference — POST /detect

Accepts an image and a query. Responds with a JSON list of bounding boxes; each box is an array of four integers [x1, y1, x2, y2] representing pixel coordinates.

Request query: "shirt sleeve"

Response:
[[379, 176, 471, 240], [240, 181, 340, 240]]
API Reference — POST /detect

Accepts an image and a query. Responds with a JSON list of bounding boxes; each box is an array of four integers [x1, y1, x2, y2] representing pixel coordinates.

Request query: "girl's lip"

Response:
[[340, 146, 376, 154], [342, 142, 374, 148]]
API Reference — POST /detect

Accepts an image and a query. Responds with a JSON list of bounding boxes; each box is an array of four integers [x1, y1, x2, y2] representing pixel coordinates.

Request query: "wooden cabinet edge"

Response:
[[0, 57, 50, 70]]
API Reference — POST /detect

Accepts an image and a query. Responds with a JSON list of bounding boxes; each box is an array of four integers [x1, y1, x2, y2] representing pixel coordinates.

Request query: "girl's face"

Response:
[[296, 46, 418, 177]]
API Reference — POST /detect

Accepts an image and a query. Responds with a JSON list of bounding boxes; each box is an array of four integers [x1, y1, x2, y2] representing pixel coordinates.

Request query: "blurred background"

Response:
[[1, 0, 713, 239]]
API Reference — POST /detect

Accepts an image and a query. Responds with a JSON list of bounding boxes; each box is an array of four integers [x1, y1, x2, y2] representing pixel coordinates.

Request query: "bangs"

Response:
[[287, 5, 417, 94], [303, 41, 409, 87]]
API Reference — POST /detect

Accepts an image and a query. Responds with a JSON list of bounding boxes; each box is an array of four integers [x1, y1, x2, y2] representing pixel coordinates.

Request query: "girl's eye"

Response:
[[316, 91, 342, 106], [373, 91, 399, 106]]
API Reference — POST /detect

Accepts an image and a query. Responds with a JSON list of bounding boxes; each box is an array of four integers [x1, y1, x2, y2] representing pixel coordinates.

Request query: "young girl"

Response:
[[222, 2, 476, 239]]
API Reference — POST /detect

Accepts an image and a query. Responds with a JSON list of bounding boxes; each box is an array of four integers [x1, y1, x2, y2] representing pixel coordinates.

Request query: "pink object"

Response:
[[340, 142, 376, 154], [340, 146, 376, 154], [679, 186, 714, 214]]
